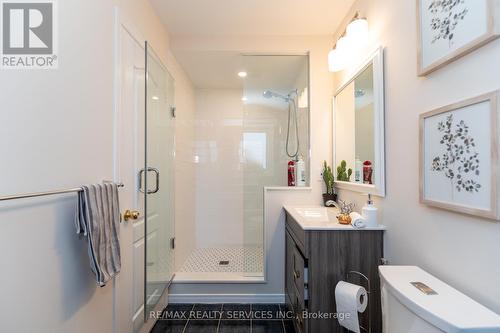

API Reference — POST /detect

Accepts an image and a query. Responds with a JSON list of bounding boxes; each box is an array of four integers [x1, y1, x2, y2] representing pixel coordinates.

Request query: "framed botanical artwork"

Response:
[[417, 0, 500, 76], [420, 92, 499, 220]]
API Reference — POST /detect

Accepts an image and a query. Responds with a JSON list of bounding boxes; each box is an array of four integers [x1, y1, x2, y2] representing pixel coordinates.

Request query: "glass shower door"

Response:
[[241, 54, 310, 278], [144, 41, 175, 318]]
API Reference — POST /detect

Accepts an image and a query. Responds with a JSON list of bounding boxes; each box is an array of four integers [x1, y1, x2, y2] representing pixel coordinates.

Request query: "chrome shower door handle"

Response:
[[138, 167, 160, 194], [148, 167, 160, 194]]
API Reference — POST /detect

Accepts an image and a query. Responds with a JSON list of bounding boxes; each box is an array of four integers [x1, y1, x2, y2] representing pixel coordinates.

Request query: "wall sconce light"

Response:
[[328, 13, 369, 72], [346, 17, 369, 44], [328, 48, 344, 72]]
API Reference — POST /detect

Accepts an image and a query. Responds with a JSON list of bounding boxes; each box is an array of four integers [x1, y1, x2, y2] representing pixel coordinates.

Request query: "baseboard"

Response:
[[168, 293, 285, 304]]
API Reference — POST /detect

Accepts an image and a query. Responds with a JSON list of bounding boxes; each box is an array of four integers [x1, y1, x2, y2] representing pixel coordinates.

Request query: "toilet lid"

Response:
[[379, 266, 500, 333]]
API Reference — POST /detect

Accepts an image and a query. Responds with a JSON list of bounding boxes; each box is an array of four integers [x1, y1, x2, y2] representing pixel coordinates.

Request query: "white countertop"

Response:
[[283, 205, 386, 231]]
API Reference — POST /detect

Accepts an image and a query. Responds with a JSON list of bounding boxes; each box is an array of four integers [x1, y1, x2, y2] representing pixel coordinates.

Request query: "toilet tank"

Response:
[[379, 266, 500, 333]]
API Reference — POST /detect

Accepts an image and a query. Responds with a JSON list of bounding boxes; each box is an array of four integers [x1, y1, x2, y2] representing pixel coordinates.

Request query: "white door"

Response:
[[113, 16, 147, 333]]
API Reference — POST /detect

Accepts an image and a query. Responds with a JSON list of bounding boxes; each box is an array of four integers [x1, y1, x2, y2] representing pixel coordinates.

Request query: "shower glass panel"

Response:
[[241, 55, 309, 275], [175, 51, 309, 282], [144, 42, 175, 317]]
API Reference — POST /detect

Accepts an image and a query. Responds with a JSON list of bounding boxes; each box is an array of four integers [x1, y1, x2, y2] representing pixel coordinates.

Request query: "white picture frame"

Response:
[[417, 0, 500, 76], [419, 92, 499, 220]]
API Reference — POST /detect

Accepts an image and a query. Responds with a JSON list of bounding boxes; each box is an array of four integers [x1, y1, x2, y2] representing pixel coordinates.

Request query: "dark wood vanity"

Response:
[[285, 208, 384, 333]]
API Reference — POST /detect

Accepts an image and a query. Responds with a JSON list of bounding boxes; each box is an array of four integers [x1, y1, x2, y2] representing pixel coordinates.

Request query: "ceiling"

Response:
[[149, 0, 354, 36], [174, 51, 307, 90]]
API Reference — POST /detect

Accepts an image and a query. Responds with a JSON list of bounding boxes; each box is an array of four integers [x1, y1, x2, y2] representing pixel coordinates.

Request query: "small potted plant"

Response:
[[322, 161, 337, 207], [337, 160, 353, 182]]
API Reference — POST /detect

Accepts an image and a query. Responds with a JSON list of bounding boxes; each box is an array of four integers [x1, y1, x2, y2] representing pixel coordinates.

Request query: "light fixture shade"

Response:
[[328, 48, 345, 72], [329, 17, 369, 72], [346, 18, 369, 44], [336, 35, 352, 52]]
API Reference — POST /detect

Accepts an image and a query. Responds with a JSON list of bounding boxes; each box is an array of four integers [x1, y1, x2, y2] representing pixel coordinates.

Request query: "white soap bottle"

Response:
[[362, 194, 378, 227], [295, 155, 307, 187]]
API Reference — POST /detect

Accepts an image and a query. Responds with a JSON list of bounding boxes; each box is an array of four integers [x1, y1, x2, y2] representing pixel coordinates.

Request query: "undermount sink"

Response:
[[293, 207, 331, 222]]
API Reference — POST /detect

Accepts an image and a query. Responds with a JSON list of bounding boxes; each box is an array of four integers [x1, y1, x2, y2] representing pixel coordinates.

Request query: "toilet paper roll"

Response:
[[349, 212, 366, 229], [335, 281, 368, 333]]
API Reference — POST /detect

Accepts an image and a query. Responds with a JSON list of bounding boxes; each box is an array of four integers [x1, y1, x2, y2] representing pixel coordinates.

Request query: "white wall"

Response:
[[0, 1, 115, 331], [194, 88, 245, 248], [0, 0, 196, 331], [333, 0, 500, 313]]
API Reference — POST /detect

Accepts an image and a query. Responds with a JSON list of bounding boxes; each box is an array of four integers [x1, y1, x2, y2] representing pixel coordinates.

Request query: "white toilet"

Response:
[[379, 266, 500, 333]]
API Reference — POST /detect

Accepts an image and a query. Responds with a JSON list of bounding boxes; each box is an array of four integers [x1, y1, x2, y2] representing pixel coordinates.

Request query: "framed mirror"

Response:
[[333, 47, 385, 197]]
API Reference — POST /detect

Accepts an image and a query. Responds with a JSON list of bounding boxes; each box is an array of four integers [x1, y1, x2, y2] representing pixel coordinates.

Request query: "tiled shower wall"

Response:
[[194, 88, 290, 248]]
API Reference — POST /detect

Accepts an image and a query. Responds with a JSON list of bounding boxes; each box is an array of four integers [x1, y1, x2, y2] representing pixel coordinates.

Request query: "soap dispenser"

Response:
[[362, 194, 378, 227]]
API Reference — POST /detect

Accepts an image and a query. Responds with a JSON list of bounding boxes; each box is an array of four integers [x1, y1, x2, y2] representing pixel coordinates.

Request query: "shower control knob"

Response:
[[123, 210, 140, 221]]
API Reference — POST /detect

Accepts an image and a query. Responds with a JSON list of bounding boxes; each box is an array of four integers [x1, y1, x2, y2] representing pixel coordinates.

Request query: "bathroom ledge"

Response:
[[284, 205, 387, 231], [264, 186, 313, 191], [173, 272, 266, 284]]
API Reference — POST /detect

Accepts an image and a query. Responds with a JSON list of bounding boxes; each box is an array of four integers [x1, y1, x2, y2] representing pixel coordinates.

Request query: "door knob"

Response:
[[123, 210, 140, 221]]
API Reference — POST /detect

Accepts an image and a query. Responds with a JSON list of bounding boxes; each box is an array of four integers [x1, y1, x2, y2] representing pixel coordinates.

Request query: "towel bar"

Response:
[[0, 181, 124, 202]]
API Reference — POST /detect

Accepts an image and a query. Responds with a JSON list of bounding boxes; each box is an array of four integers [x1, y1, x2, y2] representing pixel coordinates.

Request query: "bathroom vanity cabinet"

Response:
[[285, 209, 384, 333]]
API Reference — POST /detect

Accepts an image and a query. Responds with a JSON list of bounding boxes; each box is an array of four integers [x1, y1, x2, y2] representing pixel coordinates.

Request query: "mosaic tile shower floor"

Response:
[[179, 247, 263, 274]]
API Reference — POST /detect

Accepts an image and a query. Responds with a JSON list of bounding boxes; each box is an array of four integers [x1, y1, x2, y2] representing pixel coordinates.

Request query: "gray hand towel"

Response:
[[75, 183, 121, 287]]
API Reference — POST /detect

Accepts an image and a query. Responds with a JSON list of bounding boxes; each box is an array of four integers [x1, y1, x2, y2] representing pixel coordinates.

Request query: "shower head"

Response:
[[263, 90, 284, 99], [263, 90, 275, 99], [263, 90, 292, 102], [355, 89, 366, 98]]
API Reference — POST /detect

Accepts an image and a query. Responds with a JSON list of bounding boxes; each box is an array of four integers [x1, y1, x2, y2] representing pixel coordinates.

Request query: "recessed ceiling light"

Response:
[[241, 96, 248, 102], [152, 96, 159, 100], [238, 71, 248, 78]]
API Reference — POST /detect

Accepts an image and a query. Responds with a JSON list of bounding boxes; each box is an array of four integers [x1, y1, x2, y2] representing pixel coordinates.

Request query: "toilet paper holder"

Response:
[[345, 270, 371, 333]]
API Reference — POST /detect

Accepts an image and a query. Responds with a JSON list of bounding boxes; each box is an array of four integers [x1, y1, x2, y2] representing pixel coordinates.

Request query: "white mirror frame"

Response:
[[332, 47, 386, 197]]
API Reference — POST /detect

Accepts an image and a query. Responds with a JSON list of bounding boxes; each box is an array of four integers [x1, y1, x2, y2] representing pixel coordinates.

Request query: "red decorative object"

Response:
[[363, 160, 373, 184], [288, 160, 296, 186]]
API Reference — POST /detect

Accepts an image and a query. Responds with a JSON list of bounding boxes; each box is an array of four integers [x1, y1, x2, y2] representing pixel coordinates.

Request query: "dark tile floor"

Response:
[[150, 304, 295, 333]]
